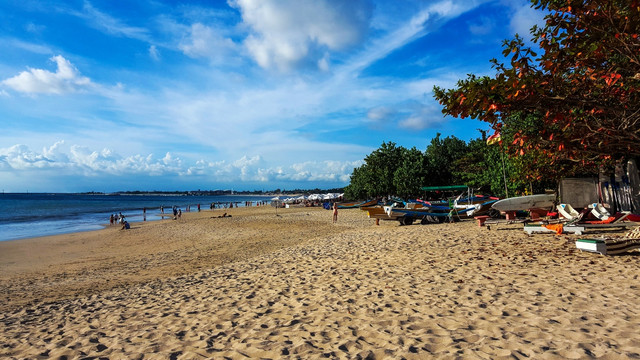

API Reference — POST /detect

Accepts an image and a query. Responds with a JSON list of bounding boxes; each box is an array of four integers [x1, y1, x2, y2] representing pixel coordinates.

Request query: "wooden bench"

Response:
[[474, 215, 490, 227]]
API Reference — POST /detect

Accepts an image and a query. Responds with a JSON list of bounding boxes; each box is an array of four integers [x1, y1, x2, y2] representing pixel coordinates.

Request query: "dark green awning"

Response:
[[420, 185, 469, 191]]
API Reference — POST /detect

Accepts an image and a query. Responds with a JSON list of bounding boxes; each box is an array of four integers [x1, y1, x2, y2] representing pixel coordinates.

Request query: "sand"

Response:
[[1, 206, 639, 359]]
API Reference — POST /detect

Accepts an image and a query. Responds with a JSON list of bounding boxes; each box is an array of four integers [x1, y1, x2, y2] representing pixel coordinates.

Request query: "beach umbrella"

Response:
[[270, 197, 283, 215]]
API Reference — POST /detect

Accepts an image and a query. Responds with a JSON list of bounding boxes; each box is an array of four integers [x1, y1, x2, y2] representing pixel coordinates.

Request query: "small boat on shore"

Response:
[[337, 199, 377, 209], [364, 206, 403, 222], [384, 200, 497, 225]]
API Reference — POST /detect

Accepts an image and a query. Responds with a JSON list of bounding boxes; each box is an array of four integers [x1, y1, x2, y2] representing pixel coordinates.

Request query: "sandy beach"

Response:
[[1, 206, 639, 359]]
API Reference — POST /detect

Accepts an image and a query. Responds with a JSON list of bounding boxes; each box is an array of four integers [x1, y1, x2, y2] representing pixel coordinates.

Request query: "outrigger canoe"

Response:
[[337, 199, 378, 209]]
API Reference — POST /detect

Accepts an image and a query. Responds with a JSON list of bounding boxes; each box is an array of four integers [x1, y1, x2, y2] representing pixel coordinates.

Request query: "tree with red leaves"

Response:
[[434, 0, 640, 180]]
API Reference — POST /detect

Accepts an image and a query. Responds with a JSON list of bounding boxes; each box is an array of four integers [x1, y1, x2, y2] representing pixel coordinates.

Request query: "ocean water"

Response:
[[0, 193, 273, 242]]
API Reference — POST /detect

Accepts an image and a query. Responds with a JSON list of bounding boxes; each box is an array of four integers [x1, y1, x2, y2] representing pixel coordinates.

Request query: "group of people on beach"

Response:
[[110, 212, 126, 225], [108, 200, 339, 232], [242, 201, 268, 207], [110, 212, 130, 230], [172, 206, 182, 220]]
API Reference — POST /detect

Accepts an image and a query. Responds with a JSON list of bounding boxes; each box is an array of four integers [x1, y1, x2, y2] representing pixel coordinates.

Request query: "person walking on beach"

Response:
[[332, 202, 338, 223]]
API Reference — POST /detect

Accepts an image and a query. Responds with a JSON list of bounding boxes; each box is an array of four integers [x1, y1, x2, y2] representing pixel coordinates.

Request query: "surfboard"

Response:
[[491, 194, 556, 212], [628, 159, 640, 213]]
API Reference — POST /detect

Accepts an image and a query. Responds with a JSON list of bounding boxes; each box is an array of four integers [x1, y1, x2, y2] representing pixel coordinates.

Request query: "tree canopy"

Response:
[[346, 0, 639, 200], [343, 134, 540, 200], [434, 0, 640, 175]]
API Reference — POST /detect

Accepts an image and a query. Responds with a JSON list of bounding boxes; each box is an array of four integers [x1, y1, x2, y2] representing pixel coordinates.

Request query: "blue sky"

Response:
[[0, 0, 545, 192]]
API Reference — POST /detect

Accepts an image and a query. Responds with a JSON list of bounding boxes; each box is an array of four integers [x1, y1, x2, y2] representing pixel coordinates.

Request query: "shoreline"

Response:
[[2, 206, 640, 358], [0, 206, 346, 310], [0, 193, 277, 242], [0, 203, 271, 243]]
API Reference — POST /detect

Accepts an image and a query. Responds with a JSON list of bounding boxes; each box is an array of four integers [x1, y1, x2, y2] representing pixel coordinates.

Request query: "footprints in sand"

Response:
[[1, 213, 640, 358]]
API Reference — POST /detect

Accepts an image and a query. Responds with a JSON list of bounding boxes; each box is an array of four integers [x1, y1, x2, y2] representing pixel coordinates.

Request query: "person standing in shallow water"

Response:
[[332, 202, 338, 223]]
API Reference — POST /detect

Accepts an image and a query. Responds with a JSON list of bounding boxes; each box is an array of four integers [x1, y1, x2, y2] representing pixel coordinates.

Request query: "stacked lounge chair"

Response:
[[575, 238, 640, 255], [557, 203, 581, 221], [576, 227, 640, 255], [589, 203, 611, 220]]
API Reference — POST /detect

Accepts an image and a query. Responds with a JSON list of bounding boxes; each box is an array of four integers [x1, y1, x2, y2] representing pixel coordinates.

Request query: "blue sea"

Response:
[[0, 193, 273, 242]]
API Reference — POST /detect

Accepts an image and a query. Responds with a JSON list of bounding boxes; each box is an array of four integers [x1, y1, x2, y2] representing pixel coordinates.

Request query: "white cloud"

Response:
[[79, 1, 149, 41], [334, 1, 487, 78], [179, 23, 237, 62], [426, 0, 487, 19], [289, 160, 362, 182], [507, 1, 546, 40], [317, 52, 330, 72], [207, 158, 362, 183], [0, 142, 359, 185], [0, 155, 9, 170], [1, 144, 57, 169], [399, 115, 429, 130], [398, 101, 446, 131], [230, 0, 373, 71], [427, 0, 459, 17], [0, 142, 175, 176], [367, 106, 396, 125], [1, 55, 92, 95], [0, 37, 52, 55], [0, 0, 507, 192], [42, 141, 69, 163], [468, 16, 494, 35], [25, 22, 46, 34], [149, 45, 160, 61]]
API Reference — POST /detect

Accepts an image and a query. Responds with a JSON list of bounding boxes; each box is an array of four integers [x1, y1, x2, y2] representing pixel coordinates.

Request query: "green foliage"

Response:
[[434, 0, 640, 179], [452, 131, 531, 198], [344, 166, 371, 200], [367, 142, 407, 196], [424, 134, 468, 186], [344, 142, 406, 199], [344, 133, 550, 200], [393, 147, 426, 198], [453, 134, 496, 194]]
